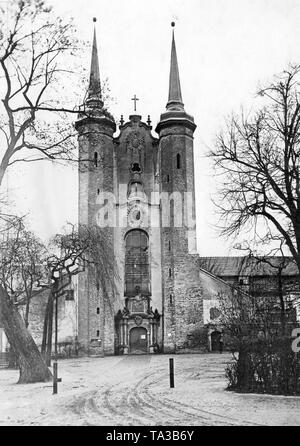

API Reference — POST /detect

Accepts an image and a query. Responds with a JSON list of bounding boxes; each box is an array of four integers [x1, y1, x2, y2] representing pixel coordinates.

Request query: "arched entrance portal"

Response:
[[211, 330, 222, 352], [129, 327, 147, 354]]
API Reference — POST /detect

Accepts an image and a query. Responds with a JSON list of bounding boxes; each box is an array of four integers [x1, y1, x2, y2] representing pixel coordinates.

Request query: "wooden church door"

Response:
[[129, 327, 147, 354]]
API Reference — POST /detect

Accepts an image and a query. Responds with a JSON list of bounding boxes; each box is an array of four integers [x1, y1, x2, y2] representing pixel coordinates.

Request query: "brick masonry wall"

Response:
[[18, 289, 77, 348], [77, 114, 116, 355], [158, 120, 203, 352]]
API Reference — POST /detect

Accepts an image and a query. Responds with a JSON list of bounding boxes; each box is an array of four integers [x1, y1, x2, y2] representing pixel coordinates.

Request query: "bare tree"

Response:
[[0, 0, 85, 182], [40, 225, 88, 365], [0, 228, 46, 328], [0, 1, 116, 382], [233, 239, 298, 335], [38, 224, 118, 364], [0, 220, 52, 383], [0, 0, 84, 383], [211, 64, 300, 275]]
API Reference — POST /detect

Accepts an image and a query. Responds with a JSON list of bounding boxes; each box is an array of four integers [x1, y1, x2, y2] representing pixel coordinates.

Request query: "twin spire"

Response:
[[86, 18, 103, 109], [86, 20, 184, 113], [167, 22, 184, 112]]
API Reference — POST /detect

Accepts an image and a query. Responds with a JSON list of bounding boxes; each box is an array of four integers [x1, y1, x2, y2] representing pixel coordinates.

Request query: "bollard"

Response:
[[52, 361, 62, 395], [169, 358, 175, 388]]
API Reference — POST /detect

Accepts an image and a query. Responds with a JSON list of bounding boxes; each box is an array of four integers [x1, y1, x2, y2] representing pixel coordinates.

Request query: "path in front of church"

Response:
[[0, 353, 299, 426]]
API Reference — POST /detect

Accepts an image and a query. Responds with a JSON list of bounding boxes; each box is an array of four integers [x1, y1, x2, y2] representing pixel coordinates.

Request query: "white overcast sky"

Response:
[[6, 0, 300, 256]]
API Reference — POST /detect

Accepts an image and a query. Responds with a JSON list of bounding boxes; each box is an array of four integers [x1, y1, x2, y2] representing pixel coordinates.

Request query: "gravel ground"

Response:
[[0, 352, 299, 426]]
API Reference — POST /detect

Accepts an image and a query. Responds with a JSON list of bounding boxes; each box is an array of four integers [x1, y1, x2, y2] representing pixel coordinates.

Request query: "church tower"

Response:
[[156, 23, 202, 352], [75, 20, 116, 355], [76, 21, 203, 355]]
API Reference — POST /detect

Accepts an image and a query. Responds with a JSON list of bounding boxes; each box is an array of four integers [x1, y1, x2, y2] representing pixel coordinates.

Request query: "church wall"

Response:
[[21, 289, 77, 350], [112, 117, 163, 352], [75, 24, 207, 356], [158, 122, 203, 352], [76, 115, 116, 355]]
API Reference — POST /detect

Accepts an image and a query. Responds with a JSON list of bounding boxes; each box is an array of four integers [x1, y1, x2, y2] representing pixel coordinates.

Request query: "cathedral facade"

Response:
[[75, 23, 204, 355], [1, 24, 299, 359]]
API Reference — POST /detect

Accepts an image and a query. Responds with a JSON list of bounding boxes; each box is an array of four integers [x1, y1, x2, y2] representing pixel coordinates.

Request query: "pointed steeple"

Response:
[[86, 18, 103, 109], [166, 22, 184, 111], [75, 18, 115, 132], [155, 22, 196, 135]]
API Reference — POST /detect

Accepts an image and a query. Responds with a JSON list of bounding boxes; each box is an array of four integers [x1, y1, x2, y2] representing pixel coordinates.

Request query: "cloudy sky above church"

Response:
[[5, 0, 300, 256]]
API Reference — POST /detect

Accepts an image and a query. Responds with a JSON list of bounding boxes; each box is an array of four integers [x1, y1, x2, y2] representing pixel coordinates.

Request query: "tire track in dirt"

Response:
[[61, 356, 266, 426], [138, 366, 264, 426], [133, 368, 236, 426], [72, 368, 232, 425]]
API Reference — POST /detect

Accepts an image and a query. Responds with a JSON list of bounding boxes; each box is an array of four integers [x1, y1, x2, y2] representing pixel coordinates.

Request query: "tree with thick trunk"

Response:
[[0, 1, 114, 383], [0, 284, 51, 383], [0, 0, 82, 383]]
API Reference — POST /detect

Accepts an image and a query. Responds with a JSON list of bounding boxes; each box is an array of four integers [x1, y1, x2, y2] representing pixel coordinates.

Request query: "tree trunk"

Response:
[[41, 291, 51, 359], [8, 345, 18, 369], [277, 270, 286, 336], [237, 344, 251, 391], [0, 285, 52, 383], [24, 297, 30, 329], [45, 292, 54, 366]]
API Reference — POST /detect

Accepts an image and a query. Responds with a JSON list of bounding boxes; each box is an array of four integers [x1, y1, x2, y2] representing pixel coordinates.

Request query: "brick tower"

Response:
[[156, 23, 202, 352], [75, 21, 116, 355]]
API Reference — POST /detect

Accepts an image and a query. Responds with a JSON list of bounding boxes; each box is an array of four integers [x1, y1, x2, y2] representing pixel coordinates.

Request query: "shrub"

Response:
[[226, 337, 300, 395]]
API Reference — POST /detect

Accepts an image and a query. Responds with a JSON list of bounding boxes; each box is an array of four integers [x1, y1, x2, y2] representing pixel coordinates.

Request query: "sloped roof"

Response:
[[198, 256, 299, 277], [198, 267, 237, 300]]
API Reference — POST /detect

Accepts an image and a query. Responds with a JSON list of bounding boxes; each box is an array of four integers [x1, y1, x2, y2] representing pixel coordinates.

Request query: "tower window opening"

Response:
[[94, 152, 98, 167], [97, 307, 100, 314], [169, 268, 172, 278], [170, 294, 173, 305], [168, 241, 171, 251], [103, 199, 109, 220], [131, 162, 141, 173], [96, 330, 100, 337], [97, 188, 100, 195], [167, 174, 170, 182], [176, 153, 181, 169]]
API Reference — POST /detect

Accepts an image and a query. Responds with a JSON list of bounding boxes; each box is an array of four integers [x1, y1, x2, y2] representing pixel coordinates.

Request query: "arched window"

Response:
[[94, 152, 98, 167], [176, 153, 181, 169], [128, 180, 145, 200], [125, 230, 150, 296]]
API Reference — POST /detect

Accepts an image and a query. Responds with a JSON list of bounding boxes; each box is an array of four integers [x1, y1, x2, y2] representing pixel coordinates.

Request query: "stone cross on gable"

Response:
[[131, 94, 139, 112]]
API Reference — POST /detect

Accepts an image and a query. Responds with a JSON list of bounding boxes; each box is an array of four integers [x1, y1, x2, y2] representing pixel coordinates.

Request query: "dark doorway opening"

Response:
[[211, 330, 222, 352], [129, 327, 147, 354]]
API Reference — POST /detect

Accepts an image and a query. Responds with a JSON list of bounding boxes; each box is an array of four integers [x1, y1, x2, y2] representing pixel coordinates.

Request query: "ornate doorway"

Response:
[[115, 229, 160, 355], [129, 327, 147, 354]]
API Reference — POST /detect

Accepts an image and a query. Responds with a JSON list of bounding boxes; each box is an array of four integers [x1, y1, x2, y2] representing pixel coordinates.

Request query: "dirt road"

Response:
[[0, 353, 299, 426]]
